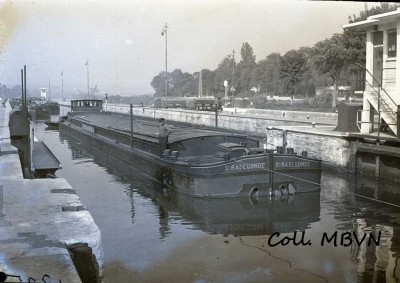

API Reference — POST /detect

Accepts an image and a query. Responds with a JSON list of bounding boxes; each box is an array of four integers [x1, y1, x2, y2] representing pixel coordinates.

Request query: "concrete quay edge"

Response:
[[0, 104, 103, 282]]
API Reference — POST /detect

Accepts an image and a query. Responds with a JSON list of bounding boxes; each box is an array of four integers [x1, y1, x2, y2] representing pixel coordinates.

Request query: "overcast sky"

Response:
[[0, 0, 382, 96]]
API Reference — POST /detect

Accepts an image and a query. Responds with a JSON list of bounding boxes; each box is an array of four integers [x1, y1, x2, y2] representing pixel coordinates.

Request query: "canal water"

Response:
[[34, 121, 400, 283]]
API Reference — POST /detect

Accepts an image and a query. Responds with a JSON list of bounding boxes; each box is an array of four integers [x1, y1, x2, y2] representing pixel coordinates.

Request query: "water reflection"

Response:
[[355, 174, 400, 206], [54, 128, 400, 282], [322, 172, 400, 282], [60, 130, 321, 237], [133, 189, 320, 237]]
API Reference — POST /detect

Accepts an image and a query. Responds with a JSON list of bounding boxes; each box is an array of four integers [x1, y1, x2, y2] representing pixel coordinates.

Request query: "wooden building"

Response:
[[344, 9, 400, 137]]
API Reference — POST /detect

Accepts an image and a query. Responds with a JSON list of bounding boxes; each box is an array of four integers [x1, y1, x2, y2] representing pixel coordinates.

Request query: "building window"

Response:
[[388, 30, 397, 58]]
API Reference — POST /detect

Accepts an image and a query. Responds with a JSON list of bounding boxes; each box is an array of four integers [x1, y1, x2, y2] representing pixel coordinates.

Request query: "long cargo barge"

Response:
[[9, 97, 60, 120], [59, 99, 322, 198]]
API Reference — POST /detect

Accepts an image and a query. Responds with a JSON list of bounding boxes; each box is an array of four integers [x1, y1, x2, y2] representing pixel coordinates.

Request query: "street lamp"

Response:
[[227, 50, 236, 97], [85, 59, 90, 98], [161, 23, 168, 107], [48, 73, 54, 101]]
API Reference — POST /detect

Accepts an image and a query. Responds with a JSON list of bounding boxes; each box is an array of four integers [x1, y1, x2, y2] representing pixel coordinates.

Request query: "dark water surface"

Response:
[[35, 122, 400, 283]]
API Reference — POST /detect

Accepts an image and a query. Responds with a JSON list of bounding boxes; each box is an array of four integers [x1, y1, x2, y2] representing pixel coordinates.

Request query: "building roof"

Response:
[[343, 7, 400, 30]]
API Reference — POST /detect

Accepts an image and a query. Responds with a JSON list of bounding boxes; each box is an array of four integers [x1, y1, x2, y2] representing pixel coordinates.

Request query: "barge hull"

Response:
[[60, 121, 321, 198], [60, 122, 271, 197]]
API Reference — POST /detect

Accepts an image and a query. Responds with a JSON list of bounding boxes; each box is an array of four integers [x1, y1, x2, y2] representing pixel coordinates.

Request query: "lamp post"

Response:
[[227, 50, 236, 97], [60, 71, 64, 100], [85, 59, 90, 98], [161, 23, 168, 107]]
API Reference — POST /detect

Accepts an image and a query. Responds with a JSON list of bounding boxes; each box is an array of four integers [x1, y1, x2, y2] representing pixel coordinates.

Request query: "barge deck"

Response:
[[60, 100, 322, 198]]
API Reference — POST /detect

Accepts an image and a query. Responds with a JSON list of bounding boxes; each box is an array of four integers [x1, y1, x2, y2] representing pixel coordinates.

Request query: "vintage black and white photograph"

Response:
[[1, 0, 400, 282]]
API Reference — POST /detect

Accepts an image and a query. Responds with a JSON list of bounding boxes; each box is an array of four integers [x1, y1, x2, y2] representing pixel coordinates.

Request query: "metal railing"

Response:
[[364, 68, 397, 114], [356, 68, 400, 138], [356, 109, 398, 135]]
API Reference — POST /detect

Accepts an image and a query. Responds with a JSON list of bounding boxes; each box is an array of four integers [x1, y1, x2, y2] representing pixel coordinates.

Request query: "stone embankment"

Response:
[[0, 104, 103, 282]]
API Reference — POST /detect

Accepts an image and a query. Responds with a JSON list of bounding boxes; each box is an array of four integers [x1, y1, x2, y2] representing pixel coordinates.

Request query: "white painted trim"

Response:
[[396, 21, 400, 104], [369, 8, 400, 20], [383, 30, 388, 88], [366, 31, 373, 91], [343, 19, 379, 29], [361, 95, 372, 134]]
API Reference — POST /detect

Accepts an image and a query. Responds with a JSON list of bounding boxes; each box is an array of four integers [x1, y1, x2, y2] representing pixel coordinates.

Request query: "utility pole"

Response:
[[228, 50, 236, 97], [231, 50, 235, 97], [198, 70, 203, 98], [60, 72, 64, 100], [48, 73, 54, 100], [161, 23, 168, 107]]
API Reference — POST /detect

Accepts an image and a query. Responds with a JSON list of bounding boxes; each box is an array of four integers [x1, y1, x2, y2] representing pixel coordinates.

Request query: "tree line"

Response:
[[0, 84, 24, 98], [151, 3, 400, 109]]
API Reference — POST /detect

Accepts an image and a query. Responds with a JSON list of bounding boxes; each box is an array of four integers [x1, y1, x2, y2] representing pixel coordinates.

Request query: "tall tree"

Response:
[[240, 42, 256, 66], [180, 72, 195, 96], [150, 72, 167, 98], [201, 69, 216, 96], [294, 47, 316, 98], [311, 33, 349, 108], [263, 53, 282, 96], [341, 29, 366, 74], [214, 56, 235, 93], [169, 69, 184, 97], [349, 2, 400, 23], [169, 69, 195, 97], [237, 66, 253, 94], [279, 49, 307, 100], [246, 53, 283, 96], [249, 64, 266, 94], [236, 42, 256, 93]]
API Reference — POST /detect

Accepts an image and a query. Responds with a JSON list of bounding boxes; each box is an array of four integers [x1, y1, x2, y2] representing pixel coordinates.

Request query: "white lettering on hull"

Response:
[[225, 162, 266, 172], [275, 161, 310, 168]]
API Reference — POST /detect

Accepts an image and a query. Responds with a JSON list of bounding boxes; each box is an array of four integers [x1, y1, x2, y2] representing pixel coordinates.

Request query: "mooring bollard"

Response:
[[312, 122, 315, 128]]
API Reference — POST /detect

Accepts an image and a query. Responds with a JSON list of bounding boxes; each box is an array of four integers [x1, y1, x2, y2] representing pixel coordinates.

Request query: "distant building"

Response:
[[344, 8, 400, 137], [40, 88, 47, 100]]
